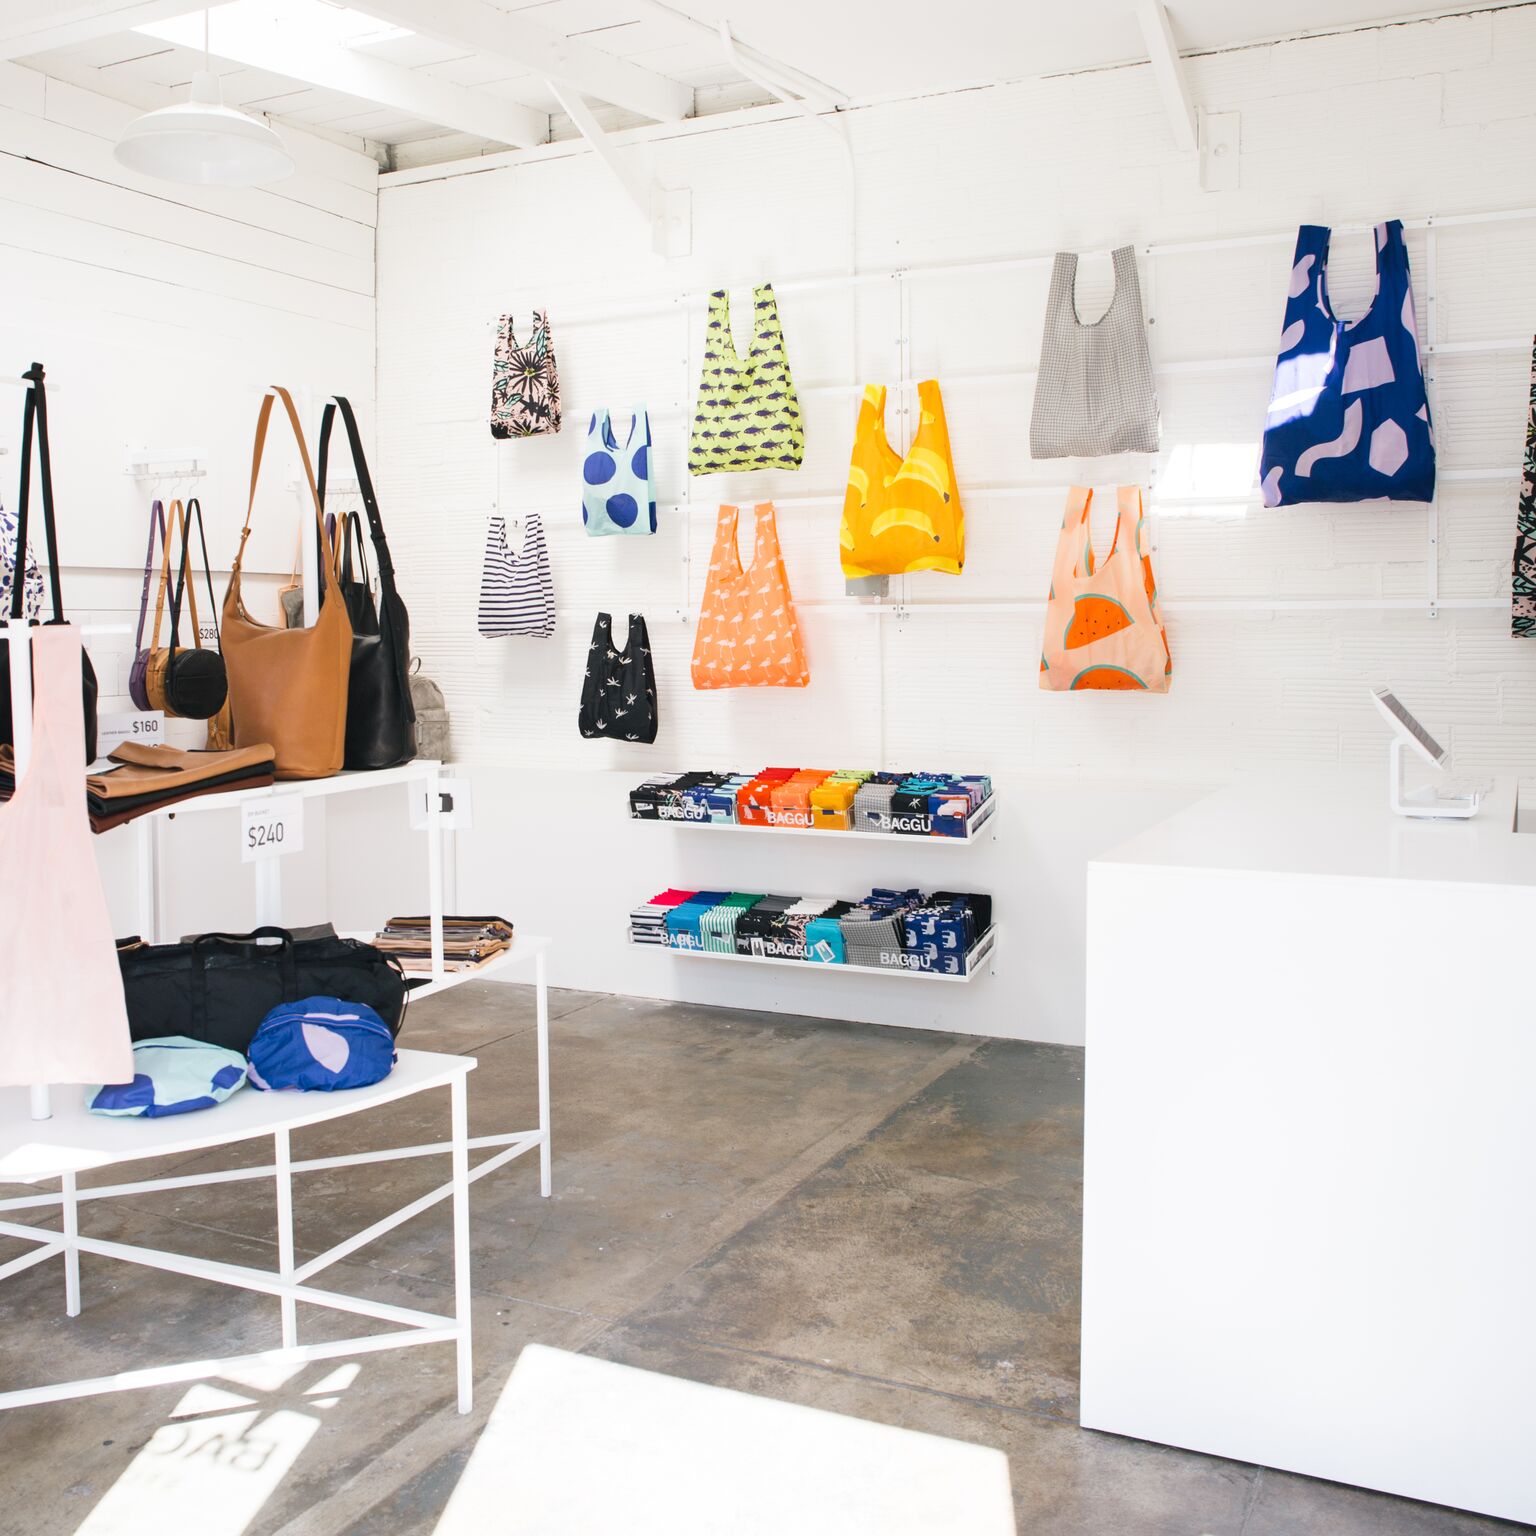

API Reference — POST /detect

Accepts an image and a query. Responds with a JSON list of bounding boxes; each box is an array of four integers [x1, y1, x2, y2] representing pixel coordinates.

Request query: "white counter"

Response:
[[1080, 773, 1536, 1525]]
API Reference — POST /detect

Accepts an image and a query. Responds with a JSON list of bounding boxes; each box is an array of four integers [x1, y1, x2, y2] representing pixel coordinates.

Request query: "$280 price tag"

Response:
[[240, 799, 303, 863]]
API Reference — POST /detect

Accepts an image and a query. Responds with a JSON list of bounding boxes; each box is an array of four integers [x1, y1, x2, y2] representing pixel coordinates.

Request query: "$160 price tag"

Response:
[[241, 799, 303, 863]]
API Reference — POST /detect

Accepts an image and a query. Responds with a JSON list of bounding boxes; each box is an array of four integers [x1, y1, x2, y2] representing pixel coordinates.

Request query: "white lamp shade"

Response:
[[114, 71, 294, 186]]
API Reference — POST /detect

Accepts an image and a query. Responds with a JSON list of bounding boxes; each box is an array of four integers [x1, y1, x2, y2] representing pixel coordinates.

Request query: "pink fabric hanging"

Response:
[[0, 625, 132, 1087]]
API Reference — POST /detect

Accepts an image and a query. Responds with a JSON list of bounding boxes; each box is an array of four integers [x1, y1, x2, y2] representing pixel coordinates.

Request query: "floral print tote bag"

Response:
[[491, 311, 561, 439]]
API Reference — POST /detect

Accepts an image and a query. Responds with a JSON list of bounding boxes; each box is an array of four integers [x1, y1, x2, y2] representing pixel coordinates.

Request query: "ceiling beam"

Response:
[[0, 0, 228, 60], [1135, 0, 1197, 154], [545, 78, 651, 218], [344, 0, 692, 124], [138, 7, 548, 148]]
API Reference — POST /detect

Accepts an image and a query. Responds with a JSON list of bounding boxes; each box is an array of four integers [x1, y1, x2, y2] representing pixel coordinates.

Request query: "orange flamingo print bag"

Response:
[[691, 502, 809, 689]]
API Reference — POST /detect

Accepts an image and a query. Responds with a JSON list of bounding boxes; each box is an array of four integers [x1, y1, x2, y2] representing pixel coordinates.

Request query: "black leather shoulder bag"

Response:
[[316, 397, 416, 770]]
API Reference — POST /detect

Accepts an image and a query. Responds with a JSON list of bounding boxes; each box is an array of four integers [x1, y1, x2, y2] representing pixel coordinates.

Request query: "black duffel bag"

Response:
[[118, 927, 408, 1055]]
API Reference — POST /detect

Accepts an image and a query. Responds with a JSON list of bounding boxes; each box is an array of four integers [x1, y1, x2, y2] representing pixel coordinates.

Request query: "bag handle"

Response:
[[190, 926, 297, 1023], [317, 396, 412, 718], [191, 926, 293, 951], [168, 497, 219, 654], [149, 499, 189, 654], [316, 397, 395, 581], [11, 363, 65, 625], [229, 385, 338, 616], [341, 510, 370, 590], [132, 499, 167, 656], [189, 498, 221, 646]]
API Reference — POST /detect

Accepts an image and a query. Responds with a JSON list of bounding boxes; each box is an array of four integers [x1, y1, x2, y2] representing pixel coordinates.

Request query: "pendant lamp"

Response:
[[113, 12, 293, 186]]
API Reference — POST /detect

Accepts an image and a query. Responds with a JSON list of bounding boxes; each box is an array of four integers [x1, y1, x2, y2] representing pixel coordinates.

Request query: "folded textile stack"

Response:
[[371, 915, 515, 974], [629, 768, 991, 835], [629, 889, 691, 945], [630, 887, 992, 975], [0, 741, 278, 832]]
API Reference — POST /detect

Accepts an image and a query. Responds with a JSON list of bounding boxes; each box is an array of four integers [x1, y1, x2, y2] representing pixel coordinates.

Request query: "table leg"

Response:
[[135, 816, 155, 944], [536, 949, 552, 1199], [253, 855, 282, 928], [275, 1128, 296, 1348], [61, 1172, 80, 1318], [450, 1073, 473, 1414], [426, 764, 445, 984]]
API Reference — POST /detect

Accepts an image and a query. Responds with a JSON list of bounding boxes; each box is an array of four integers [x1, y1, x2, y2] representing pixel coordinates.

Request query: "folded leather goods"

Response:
[[2, 741, 280, 833], [88, 740, 276, 799], [118, 927, 407, 1054], [371, 915, 514, 975], [88, 762, 275, 833]]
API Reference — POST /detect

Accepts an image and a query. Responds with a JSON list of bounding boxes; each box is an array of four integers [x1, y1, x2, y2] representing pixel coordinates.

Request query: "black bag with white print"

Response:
[[578, 612, 657, 744]]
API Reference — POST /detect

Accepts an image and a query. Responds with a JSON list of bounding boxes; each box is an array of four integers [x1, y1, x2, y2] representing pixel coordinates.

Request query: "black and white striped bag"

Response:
[[478, 512, 555, 638]]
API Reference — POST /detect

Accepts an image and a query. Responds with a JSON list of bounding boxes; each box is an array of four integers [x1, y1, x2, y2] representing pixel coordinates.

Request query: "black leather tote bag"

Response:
[[119, 927, 408, 1054], [0, 363, 98, 763], [315, 397, 416, 770]]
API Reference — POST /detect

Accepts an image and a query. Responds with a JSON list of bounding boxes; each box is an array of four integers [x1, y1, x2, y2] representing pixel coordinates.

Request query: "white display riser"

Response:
[[1081, 773, 1535, 1525]]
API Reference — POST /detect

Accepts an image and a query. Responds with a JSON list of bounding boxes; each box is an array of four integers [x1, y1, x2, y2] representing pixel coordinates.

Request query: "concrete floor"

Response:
[[0, 984, 1523, 1535]]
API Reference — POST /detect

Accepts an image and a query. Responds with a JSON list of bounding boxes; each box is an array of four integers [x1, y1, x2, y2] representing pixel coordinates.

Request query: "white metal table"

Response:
[[0, 1046, 531, 1417]]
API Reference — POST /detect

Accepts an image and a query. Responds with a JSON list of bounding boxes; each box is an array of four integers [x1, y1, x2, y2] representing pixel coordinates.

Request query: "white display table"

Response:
[[434, 1345, 1016, 1535], [1080, 773, 1536, 1524], [0, 1048, 510, 1416]]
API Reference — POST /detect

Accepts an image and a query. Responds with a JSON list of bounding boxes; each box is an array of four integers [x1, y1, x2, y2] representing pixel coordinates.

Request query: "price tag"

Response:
[[241, 798, 303, 863], [97, 710, 164, 756], [410, 776, 473, 831]]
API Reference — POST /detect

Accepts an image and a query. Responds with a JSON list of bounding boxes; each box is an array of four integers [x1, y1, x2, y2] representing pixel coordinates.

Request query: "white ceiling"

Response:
[[7, 0, 1513, 168], [672, 0, 1504, 99]]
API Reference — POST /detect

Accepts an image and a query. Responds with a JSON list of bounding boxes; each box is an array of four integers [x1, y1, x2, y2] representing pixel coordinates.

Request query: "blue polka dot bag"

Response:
[[87, 1036, 248, 1118], [582, 408, 657, 536], [246, 996, 397, 1093]]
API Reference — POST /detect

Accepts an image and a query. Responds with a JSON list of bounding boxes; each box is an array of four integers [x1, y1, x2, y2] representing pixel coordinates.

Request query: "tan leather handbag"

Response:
[[221, 387, 352, 780]]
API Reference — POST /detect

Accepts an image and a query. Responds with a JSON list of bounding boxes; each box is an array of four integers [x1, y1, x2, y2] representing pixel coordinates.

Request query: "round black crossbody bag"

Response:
[[163, 497, 228, 721]]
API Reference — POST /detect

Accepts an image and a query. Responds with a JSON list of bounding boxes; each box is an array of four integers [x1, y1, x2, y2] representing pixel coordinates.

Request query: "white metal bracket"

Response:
[[1137, 1, 1239, 191], [1198, 110, 1240, 193], [545, 78, 691, 258]]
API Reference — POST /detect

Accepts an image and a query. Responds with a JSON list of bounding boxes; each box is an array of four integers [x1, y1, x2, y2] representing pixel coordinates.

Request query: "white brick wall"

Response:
[[376, 8, 1536, 795], [0, 61, 378, 585]]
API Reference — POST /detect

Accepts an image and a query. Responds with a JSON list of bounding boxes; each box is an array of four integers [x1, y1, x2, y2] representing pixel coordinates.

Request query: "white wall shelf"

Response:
[[633, 795, 997, 844], [631, 923, 999, 984]]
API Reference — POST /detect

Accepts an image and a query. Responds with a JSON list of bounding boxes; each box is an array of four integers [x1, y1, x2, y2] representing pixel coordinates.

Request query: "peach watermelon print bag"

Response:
[[1039, 485, 1171, 692]]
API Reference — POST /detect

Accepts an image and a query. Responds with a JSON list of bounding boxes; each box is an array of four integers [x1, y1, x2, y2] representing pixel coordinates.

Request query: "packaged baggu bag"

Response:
[[247, 996, 397, 1092]]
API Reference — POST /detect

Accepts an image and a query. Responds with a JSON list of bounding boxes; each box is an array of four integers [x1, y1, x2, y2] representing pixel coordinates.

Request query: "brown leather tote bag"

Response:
[[221, 387, 352, 780]]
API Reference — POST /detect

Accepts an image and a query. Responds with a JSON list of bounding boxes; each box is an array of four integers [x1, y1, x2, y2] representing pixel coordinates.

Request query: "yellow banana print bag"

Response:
[[840, 380, 964, 579]]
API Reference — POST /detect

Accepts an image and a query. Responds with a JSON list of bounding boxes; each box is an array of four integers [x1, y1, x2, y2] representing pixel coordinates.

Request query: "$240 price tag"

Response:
[[241, 799, 303, 863]]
